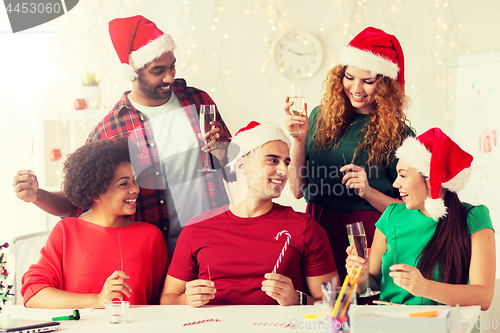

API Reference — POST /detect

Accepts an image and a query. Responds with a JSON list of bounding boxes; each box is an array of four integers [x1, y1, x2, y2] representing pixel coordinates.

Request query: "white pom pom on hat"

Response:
[[396, 127, 473, 221]]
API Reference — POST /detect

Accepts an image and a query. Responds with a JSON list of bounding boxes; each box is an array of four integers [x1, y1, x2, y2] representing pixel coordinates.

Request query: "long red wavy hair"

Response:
[[311, 65, 412, 167]]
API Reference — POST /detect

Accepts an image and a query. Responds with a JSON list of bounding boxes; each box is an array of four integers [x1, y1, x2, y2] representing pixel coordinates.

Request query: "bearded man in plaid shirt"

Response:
[[13, 15, 232, 257]]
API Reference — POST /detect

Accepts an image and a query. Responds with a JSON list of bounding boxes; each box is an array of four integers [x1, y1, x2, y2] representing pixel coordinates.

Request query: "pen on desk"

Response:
[[409, 310, 438, 317], [52, 309, 80, 321], [332, 267, 354, 318], [338, 267, 362, 319], [331, 267, 353, 318]]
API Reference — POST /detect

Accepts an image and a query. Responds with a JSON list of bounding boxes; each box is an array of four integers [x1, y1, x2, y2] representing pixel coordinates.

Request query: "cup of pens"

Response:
[[319, 268, 360, 332], [315, 288, 356, 325]]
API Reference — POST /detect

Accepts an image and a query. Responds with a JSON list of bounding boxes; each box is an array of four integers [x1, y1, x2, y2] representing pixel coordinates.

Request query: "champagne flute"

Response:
[[288, 82, 305, 136], [346, 222, 380, 297], [199, 105, 217, 172]]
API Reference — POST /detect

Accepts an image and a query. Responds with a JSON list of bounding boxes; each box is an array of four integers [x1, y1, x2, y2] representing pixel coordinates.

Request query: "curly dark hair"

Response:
[[311, 65, 412, 167], [62, 138, 131, 209]]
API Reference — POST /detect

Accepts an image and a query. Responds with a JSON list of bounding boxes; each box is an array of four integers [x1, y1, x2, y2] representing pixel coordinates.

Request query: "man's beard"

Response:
[[137, 75, 172, 101]]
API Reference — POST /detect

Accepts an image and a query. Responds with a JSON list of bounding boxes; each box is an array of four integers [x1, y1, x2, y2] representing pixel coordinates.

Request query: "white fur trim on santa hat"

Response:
[[397, 136, 472, 194], [119, 63, 139, 81], [442, 166, 472, 193], [425, 197, 447, 221], [338, 46, 399, 79], [227, 123, 291, 176], [395, 137, 431, 176], [129, 34, 177, 72], [232, 123, 291, 158]]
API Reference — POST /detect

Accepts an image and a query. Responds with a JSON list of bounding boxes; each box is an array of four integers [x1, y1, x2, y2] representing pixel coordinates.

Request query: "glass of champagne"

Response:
[[288, 82, 305, 136], [346, 222, 380, 297], [199, 105, 217, 172]]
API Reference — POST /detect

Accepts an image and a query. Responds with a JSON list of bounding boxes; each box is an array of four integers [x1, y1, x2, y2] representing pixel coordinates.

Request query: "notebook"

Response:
[[0, 318, 60, 333]]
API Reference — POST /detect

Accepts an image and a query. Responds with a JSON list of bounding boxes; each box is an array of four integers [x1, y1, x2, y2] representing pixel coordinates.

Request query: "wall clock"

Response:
[[274, 30, 324, 80]]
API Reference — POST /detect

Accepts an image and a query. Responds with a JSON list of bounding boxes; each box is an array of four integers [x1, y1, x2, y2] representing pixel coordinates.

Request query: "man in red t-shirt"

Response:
[[161, 122, 337, 307]]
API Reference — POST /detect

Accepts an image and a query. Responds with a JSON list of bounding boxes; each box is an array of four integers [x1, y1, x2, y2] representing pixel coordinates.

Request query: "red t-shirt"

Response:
[[168, 203, 335, 305], [21, 218, 168, 306]]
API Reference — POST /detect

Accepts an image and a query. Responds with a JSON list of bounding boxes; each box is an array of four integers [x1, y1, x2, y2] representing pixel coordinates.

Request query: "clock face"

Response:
[[274, 30, 324, 80]]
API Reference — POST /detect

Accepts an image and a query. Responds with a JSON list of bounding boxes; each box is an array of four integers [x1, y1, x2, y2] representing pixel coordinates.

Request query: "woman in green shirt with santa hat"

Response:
[[346, 127, 495, 310]]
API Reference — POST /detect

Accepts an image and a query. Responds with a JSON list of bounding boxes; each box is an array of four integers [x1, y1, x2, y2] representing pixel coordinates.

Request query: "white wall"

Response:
[[1, 0, 499, 263]]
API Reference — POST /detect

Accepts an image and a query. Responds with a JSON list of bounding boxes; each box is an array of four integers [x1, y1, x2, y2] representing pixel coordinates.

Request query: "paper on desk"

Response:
[[366, 306, 465, 333], [9, 308, 97, 321], [369, 309, 450, 318], [350, 305, 464, 333]]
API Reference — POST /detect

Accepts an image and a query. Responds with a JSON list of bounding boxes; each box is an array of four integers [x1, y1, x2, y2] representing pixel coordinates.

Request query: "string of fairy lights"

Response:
[[44, 0, 471, 181], [50, 0, 470, 109], [204, 0, 468, 109]]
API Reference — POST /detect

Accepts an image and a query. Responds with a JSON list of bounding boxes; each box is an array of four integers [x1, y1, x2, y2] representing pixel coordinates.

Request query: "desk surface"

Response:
[[5, 304, 480, 333]]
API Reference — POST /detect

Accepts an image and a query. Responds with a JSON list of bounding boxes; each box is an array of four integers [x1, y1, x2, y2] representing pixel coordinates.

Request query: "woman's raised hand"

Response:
[[340, 164, 373, 199], [284, 97, 309, 140]]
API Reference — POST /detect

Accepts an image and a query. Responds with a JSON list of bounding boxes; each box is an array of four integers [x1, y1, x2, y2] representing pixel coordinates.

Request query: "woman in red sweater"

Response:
[[21, 139, 168, 308]]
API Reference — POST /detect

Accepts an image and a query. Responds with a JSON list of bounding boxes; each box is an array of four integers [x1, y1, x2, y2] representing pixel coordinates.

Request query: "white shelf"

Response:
[[37, 110, 106, 189]]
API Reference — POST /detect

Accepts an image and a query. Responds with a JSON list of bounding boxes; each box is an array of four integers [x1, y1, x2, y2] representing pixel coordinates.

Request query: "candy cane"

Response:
[[253, 322, 295, 328], [272, 230, 291, 273], [183, 319, 220, 326]]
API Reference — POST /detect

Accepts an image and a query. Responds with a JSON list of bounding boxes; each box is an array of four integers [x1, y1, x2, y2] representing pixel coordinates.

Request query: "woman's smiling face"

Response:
[[393, 160, 430, 215], [342, 66, 377, 114]]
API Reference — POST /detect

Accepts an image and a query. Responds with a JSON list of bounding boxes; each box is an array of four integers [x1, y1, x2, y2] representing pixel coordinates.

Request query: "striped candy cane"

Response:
[[272, 230, 291, 273], [253, 322, 295, 328], [183, 319, 220, 326]]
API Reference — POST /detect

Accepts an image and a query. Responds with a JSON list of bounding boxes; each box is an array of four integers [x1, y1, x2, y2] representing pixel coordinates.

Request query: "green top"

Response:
[[304, 105, 414, 211], [376, 202, 494, 305]]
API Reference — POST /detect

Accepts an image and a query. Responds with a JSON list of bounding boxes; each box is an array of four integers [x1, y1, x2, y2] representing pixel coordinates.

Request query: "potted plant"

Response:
[[76, 72, 101, 110], [80, 72, 101, 87]]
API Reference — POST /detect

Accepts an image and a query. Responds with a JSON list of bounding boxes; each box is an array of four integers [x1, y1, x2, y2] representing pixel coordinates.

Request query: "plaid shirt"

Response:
[[71, 78, 231, 240]]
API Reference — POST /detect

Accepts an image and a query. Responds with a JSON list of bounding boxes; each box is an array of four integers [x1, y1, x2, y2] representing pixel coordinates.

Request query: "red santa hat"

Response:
[[338, 27, 405, 93], [232, 121, 291, 157], [109, 15, 176, 80], [396, 128, 473, 221]]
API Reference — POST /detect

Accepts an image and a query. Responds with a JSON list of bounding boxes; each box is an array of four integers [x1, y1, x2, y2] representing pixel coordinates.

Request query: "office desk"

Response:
[[7, 304, 481, 333], [8, 305, 321, 333]]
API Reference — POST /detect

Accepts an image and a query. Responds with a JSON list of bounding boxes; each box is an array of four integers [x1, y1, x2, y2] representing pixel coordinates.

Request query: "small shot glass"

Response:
[[104, 300, 130, 324]]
